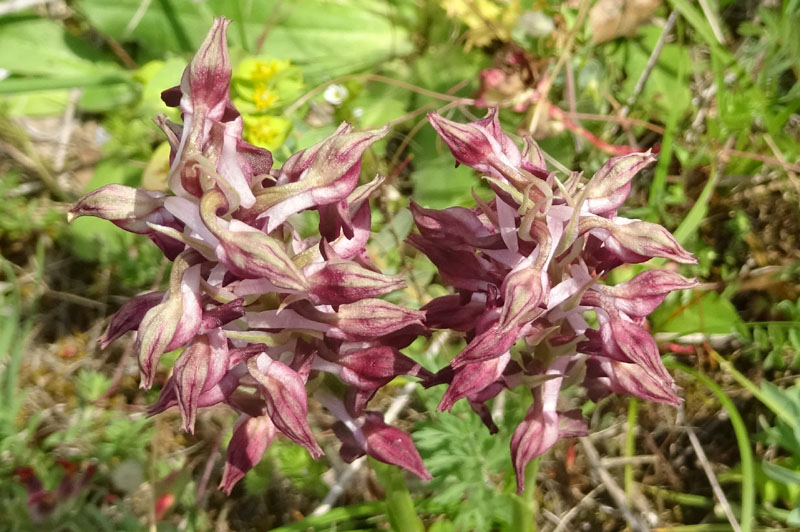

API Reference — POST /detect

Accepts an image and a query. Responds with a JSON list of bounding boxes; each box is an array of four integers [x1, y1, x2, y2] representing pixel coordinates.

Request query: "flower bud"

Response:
[[361, 412, 432, 481], [580, 216, 697, 264], [100, 291, 164, 349], [451, 322, 522, 368], [421, 294, 486, 332], [306, 261, 405, 306], [585, 357, 681, 405], [583, 152, 657, 215], [137, 263, 202, 389], [201, 191, 307, 290], [332, 345, 431, 390], [438, 352, 510, 411], [428, 108, 521, 182], [253, 126, 388, 232], [181, 17, 231, 121], [219, 414, 276, 494], [409, 201, 502, 251], [68, 184, 166, 231], [510, 400, 560, 494], [598, 270, 697, 317], [173, 330, 229, 433], [328, 299, 425, 340], [247, 354, 323, 458]]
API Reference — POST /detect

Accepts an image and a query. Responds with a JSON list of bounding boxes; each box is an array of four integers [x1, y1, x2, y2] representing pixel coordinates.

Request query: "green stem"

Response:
[[643, 485, 714, 508], [370, 459, 425, 532], [665, 360, 755, 532], [267, 502, 386, 532], [512, 457, 540, 532], [625, 397, 639, 501]]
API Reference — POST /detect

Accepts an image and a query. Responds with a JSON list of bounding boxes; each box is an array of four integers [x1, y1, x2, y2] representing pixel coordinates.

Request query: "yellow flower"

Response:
[[253, 83, 280, 111], [243, 115, 292, 151], [251, 58, 291, 81]]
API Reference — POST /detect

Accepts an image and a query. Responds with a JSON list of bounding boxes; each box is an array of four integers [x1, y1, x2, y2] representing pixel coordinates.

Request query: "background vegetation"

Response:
[[1, 0, 799, 530]]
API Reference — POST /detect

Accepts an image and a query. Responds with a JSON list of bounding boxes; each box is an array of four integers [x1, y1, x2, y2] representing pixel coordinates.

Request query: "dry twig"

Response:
[[678, 405, 741, 532]]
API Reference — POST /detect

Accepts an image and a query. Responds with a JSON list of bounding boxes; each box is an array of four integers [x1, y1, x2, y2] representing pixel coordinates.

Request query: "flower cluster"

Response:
[[412, 109, 697, 492], [70, 16, 698, 497], [69, 18, 432, 493]]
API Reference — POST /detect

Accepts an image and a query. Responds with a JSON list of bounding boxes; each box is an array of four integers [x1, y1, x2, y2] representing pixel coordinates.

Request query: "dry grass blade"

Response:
[[678, 405, 741, 532], [580, 437, 650, 532]]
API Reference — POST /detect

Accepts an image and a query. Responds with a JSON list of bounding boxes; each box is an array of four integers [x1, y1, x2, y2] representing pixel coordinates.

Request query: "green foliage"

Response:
[[77, 0, 413, 81], [413, 403, 515, 531], [0, 172, 64, 242], [739, 300, 800, 369], [651, 290, 744, 336], [244, 439, 329, 497]]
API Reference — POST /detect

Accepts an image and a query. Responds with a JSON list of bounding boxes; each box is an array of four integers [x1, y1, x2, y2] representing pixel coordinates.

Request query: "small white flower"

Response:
[[323, 84, 348, 106], [352, 107, 364, 119], [94, 126, 111, 147], [0, 68, 9, 81]]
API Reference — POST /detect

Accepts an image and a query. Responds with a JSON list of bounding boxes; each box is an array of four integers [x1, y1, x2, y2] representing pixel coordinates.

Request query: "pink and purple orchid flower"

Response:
[[70, 17, 695, 495], [69, 18, 430, 493], [414, 108, 696, 492]]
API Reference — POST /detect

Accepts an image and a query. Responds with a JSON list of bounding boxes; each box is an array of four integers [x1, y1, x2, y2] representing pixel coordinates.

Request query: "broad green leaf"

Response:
[[650, 291, 744, 335], [78, 0, 214, 57], [79, 82, 138, 112], [0, 15, 119, 77], [78, 0, 413, 79], [616, 25, 693, 117], [221, 0, 413, 81]]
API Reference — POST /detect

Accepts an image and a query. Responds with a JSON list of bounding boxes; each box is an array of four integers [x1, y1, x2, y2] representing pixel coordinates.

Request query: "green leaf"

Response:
[[411, 128, 479, 209], [74, 370, 113, 402], [616, 25, 693, 117], [651, 291, 744, 335], [79, 0, 413, 78], [79, 82, 138, 112], [78, 0, 213, 58], [761, 460, 800, 486], [0, 15, 120, 77], [788, 507, 800, 527], [211, 0, 413, 80], [2, 90, 71, 116]]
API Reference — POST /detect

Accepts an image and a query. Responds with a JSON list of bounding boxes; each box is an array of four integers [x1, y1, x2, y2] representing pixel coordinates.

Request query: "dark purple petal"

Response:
[[100, 291, 164, 348], [334, 346, 431, 390], [362, 412, 432, 481], [219, 414, 276, 494], [438, 353, 509, 411]]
